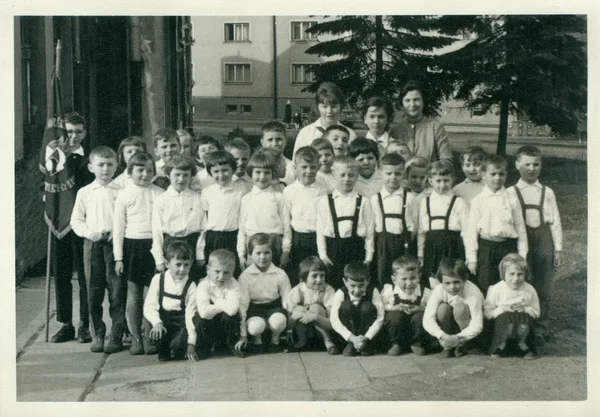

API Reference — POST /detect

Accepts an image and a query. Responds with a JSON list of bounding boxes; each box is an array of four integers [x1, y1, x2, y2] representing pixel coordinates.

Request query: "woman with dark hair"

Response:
[[390, 81, 452, 163]]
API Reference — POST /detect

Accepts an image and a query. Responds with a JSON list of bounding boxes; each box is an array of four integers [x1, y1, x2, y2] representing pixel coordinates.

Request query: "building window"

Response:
[[224, 63, 252, 84], [226, 105, 237, 114], [240, 105, 252, 114], [291, 64, 315, 84], [291, 21, 318, 42], [224, 22, 250, 42]]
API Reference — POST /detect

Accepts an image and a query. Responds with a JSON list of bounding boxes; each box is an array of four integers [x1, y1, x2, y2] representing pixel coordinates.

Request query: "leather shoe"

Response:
[[77, 326, 92, 343], [51, 324, 75, 343]]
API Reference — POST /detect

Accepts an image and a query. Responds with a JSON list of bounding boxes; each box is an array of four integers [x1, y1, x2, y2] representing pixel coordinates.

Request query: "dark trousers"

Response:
[[83, 239, 125, 338], [337, 300, 377, 338], [326, 236, 366, 290], [287, 230, 318, 287], [375, 232, 406, 289], [53, 230, 89, 327], [526, 225, 554, 334], [204, 230, 241, 277], [158, 310, 188, 356], [384, 310, 432, 348], [193, 312, 241, 351], [477, 238, 518, 295]]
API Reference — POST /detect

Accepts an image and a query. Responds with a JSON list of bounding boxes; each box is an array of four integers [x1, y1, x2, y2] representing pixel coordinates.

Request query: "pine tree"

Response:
[[436, 15, 587, 154]]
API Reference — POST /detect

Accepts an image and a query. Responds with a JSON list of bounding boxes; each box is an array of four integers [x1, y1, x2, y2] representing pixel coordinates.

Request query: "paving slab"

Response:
[[300, 351, 370, 391], [357, 355, 422, 378], [189, 357, 247, 398], [246, 353, 310, 391]]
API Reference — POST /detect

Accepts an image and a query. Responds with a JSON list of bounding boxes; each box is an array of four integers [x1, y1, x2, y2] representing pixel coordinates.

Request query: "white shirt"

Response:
[[151, 186, 206, 265], [200, 181, 248, 231], [71, 180, 120, 240], [196, 277, 249, 336], [417, 191, 469, 257], [143, 271, 198, 345], [370, 187, 414, 235], [113, 171, 133, 189], [237, 185, 286, 258], [316, 190, 375, 262], [193, 168, 215, 191], [232, 173, 253, 194], [507, 179, 563, 251], [330, 288, 385, 341], [423, 280, 484, 341], [287, 282, 336, 312], [483, 280, 540, 320], [465, 186, 528, 264], [354, 170, 385, 199], [113, 184, 165, 261], [316, 172, 336, 192], [155, 159, 167, 178], [366, 130, 395, 150], [380, 283, 431, 311], [293, 118, 357, 157], [238, 263, 291, 308], [282, 157, 296, 185], [282, 180, 329, 252], [452, 179, 484, 205]]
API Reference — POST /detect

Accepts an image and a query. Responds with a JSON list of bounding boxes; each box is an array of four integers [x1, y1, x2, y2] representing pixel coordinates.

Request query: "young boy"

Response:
[[381, 255, 435, 355], [316, 156, 374, 290], [312, 138, 336, 192], [349, 138, 384, 199], [177, 129, 194, 157], [153, 128, 181, 189], [191, 135, 220, 191], [152, 155, 206, 283], [386, 140, 413, 163], [405, 157, 430, 257], [45, 112, 94, 344], [508, 145, 562, 342], [200, 151, 248, 275], [225, 137, 253, 193], [323, 125, 351, 157], [70, 146, 124, 353], [465, 154, 528, 294], [452, 146, 487, 205], [362, 96, 396, 152], [144, 241, 198, 361], [371, 153, 414, 288], [237, 152, 286, 268], [330, 262, 385, 356], [194, 249, 249, 359], [281, 147, 329, 285], [293, 81, 357, 157], [261, 121, 295, 185]]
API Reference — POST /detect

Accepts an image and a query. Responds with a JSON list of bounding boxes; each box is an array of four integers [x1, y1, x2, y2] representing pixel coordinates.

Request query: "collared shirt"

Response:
[[200, 181, 248, 231], [71, 180, 121, 240], [112, 171, 132, 189], [143, 271, 198, 345], [423, 280, 484, 341], [286, 282, 336, 312], [316, 172, 336, 192], [237, 185, 286, 258], [196, 277, 249, 336], [483, 280, 540, 320], [452, 179, 485, 205], [354, 170, 385, 199], [316, 190, 375, 262], [232, 173, 253, 194], [151, 186, 206, 265], [366, 130, 395, 152], [507, 179, 563, 251], [191, 168, 215, 192], [465, 186, 528, 263], [113, 183, 165, 261], [155, 159, 167, 178], [282, 180, 329, 252], [380, 283, 431, 311], [238, 263, 291, 308], [418, 191, 469, 257], [330, 287, 385, 341], [390, 117, 452, 163], [292, 118, 357, 158], [409, 188, 432, 232], [281, 157, 296, 185], [370, 187, 414, 234]]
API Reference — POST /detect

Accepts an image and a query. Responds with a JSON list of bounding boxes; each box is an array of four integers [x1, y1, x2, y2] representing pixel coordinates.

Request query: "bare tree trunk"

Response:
[[374, 16, 383, 95], [496, 97, 509, 155]]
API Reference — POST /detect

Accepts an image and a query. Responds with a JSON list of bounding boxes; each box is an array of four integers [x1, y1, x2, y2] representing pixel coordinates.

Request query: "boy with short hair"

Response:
[[194, 249, 249, 359], [293, 81, 357, 157], [349, 138, 384, 199], [330, 262, 385, 356], [191, 135, 220, 191], [70, 145, 124, 353], [465, 154, 528, 294], [362, 96, 396, 152], [508, 145, 562, 341], [311, 138, 336, 192], [144, 241, 198, 361], [261, 121, 295, 185], [281, 147, 329, 284], [371, 153, 414, 288], [225, 137, 252, 192], [153, 128, 181, 189], [316, 156, 375, 290], [323, 125, 351, 157], [453, 146, 487, 205]]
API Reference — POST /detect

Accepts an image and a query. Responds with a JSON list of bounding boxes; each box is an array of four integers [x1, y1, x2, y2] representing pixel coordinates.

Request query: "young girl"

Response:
[[362, 96, 396, 153], [418, 160, 469, 287], [286, 256, 339, 354], [238, 233, 291, 354], [484, 253, 540, 359], [423, 258, 484, 358], [113, 152, 165, 354], [114, 136, 146, 188]]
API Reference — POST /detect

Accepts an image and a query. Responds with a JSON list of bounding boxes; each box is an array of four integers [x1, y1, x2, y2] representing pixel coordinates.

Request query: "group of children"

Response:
[[61, 80, 562, 362]]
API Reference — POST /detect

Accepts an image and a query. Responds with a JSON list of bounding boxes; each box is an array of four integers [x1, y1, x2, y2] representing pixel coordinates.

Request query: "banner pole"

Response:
[[44, 225, 52, 342]]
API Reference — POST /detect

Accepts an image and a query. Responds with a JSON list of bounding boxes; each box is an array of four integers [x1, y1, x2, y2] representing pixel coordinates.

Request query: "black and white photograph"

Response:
[[4, 3, 596, 415]]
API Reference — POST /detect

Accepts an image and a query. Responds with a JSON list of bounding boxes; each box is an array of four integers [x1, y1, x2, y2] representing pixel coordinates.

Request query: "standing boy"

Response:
[[362, 96, 396, 152], [452, 146, 487, 205], [225, 138, 253, 193], [191, 135, 220, 191], [70, 146, 124, 353], [153, 128, 181, 189], [311, 138, 336, 192], [260, 121, 295, 185], [323, 125, 351, 157], [349, 138, 384, 199]]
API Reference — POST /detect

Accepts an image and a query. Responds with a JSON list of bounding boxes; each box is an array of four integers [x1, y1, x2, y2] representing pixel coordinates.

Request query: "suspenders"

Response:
[[328, 194, 363, 238], [393, 285, 424, 306], [158, 271, 193, 312], [426, 195, 457, 231], [513, 185, 546, 228], [377, 189, 410, 246]]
